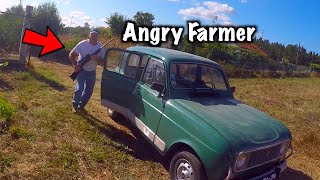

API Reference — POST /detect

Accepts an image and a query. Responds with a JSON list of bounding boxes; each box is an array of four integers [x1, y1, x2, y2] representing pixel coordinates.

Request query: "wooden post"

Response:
[[19, 5, 33, 64]]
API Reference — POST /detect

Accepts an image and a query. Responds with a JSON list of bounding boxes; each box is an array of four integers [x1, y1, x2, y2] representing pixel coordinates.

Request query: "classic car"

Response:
[[100, 46, 293, 180]]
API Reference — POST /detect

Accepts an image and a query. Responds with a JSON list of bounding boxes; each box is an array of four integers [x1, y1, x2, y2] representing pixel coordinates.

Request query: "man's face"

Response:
[[89, 32, 99, 42]]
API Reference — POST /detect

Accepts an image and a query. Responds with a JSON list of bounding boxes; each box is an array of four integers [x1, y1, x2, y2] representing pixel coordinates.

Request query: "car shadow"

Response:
[[79, 112, 169, 169], [0, 59, 66, 91], [79, 112, 314, 179], [278, 167, 313, 180]]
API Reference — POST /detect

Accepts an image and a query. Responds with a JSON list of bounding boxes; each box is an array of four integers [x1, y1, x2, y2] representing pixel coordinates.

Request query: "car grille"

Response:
[[247, 143, 282, 168]]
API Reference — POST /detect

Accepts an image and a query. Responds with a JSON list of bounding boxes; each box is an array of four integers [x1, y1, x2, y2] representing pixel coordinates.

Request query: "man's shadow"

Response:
[[79, 112, 170, 170], [0, 59, 66, 91]]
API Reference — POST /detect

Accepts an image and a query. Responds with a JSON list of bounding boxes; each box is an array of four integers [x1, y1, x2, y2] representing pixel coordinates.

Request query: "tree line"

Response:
[[0, 3, 319, 72]]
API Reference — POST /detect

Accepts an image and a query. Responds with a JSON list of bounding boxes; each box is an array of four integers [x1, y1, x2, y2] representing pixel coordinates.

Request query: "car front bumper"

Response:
[[224, 160, 287, 180]]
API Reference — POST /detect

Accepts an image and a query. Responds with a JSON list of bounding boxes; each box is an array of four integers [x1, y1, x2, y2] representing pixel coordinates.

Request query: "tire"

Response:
[[106, 107, 119, 119], [169, 151, 207, 180]]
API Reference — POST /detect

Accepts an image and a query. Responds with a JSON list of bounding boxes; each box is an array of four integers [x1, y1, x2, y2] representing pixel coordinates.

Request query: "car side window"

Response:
[[105, 49, 142, 78], [118, 53, 141, 78], [143, 59, 166, 87]]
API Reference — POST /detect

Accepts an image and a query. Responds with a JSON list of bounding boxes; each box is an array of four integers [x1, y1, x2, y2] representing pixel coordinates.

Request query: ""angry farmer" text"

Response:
[[122, 21, 256, 46]]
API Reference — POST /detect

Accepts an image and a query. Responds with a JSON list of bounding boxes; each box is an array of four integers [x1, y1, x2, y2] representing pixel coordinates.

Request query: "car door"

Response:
[[101, 48, 143, 114], [131, 57, 167, 150]]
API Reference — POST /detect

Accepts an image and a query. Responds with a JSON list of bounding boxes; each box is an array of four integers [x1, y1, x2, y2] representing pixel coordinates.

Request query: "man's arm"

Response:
[[69, 51, 80, 72]]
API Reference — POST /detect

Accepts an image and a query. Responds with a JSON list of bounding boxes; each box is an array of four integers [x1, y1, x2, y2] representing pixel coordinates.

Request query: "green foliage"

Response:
[[255, 37, 320, 66], [60, 26, 90, 37], [105, 12, 129, 36], [61, 35, 82, 51], [310, 63, 320, 72], [31, 2, 63, 35], [0, 98, 15, 122], [181, 40, 281, 71], [133, 11, 155, 27], [0, 5, 24, 53]]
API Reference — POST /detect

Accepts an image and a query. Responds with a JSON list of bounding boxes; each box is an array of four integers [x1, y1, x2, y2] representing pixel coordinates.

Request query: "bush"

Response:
[[310, 63, 320, 72]]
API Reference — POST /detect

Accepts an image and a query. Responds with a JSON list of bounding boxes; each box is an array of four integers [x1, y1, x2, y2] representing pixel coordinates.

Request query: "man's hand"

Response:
[[74, 65, 80, 72], [91, 55, 100, 62]]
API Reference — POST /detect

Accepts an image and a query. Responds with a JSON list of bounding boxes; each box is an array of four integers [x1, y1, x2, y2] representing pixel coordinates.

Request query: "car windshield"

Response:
[[170, 63, 228, 90]]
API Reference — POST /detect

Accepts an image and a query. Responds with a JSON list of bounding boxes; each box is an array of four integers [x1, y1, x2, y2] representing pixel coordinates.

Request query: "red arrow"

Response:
[[22, 26, 64, 57]]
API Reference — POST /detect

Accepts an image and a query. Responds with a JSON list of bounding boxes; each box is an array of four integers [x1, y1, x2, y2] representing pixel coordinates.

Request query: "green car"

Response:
[[101, 46, 293, 180]]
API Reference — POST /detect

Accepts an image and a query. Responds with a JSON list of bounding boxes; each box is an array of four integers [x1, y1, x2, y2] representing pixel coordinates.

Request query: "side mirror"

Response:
[[151, 82, 165, 94], [230, 86, 236, 93]]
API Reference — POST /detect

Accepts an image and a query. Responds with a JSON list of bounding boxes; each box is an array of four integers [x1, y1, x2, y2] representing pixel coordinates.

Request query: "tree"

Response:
[[105, 12, 129, 36], [0, 4, 24, 52], [31, 2, 63, 35], [30, 2, 63, 56], [133, 11, 155, 27], [84, 22, 90, 29]]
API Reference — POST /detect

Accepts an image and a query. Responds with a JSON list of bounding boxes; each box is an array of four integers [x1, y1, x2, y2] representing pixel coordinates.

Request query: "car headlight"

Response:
[[235, 153, 249, 170], [280, 141, 290, 156]]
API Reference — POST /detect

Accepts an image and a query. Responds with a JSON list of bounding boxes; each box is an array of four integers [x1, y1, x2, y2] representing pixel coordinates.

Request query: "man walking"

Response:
[[69, 28, 105, 112]]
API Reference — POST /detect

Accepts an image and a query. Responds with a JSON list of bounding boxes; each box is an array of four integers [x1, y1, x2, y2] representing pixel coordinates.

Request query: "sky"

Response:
[[1, 0, 319, 54]]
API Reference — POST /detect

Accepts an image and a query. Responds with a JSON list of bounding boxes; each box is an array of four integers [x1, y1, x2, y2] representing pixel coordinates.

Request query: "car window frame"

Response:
[[169, 61, 231, 91], [142, 57, 167, 88], [104, 48, 143, 80]]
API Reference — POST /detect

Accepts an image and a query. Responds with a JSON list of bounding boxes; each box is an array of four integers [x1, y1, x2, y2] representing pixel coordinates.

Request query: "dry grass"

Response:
[[0, 59, 168, 180], [0, 58, 319, 179], [230, 78, 320, 179]]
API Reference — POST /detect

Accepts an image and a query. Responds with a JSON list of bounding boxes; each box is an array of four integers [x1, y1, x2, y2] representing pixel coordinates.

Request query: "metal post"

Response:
[[19, 5, 33, 64]]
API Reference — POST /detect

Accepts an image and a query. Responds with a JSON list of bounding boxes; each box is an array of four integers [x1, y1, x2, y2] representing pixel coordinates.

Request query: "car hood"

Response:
[[174, 97, 290, 152]]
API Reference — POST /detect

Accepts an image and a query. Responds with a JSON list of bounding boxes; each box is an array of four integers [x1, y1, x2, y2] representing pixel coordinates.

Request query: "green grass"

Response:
[[0, 97, 15, 123]]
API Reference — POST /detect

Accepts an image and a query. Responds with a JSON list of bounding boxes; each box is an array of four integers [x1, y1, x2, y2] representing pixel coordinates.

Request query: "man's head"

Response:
[[89, 28, 100, 43]]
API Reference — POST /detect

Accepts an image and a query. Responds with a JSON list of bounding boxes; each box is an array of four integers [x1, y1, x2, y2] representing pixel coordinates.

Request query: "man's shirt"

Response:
[[71, 39, 106, 72]]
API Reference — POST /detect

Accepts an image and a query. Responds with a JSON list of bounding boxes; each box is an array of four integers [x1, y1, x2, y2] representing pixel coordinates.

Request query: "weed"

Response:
[[9, 126, 34, 140], [0, 153, 14, 173]]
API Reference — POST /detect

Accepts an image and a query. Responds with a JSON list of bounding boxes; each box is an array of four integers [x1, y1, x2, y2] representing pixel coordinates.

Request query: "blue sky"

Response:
[[1, 0, 319, 53]]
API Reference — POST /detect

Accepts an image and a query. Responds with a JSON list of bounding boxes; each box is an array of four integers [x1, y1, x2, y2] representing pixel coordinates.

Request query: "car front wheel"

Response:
[[169, 151, 207, 180]]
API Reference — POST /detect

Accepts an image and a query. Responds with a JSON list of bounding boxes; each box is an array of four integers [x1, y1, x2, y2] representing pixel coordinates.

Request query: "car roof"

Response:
[[126, 46, 220, 66]]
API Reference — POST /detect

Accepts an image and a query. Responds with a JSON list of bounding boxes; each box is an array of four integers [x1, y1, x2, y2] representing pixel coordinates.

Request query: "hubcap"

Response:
[[176, 159, 194, 180]]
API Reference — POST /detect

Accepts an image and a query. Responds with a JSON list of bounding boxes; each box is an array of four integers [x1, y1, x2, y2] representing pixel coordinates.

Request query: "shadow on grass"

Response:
[[0, 78, 14, 91], [80, 112, 169, 170], [0, 59, 66, 91], [279, 167, 313, 180], [79, 112, 314, 179]]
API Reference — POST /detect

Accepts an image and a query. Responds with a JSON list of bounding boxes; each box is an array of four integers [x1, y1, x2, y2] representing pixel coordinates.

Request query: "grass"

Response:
[[230, 77, 320, 179], [0, 60, 167, 180], [0, 59, 319, 179], [0, 98, 15, 122]]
